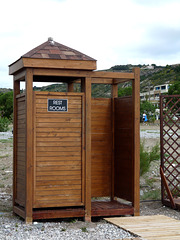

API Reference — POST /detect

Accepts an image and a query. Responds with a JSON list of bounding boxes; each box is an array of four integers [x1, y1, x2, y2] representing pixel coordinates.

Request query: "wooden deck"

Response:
[[32, 200, 134, 220], [91, 200, 134, 217], [105, 215, 180, 240]]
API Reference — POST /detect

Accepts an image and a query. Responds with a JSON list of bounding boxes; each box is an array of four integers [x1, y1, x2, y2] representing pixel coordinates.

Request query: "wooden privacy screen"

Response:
[[91, 98, 112, 197], [15, 94, 26, 207], [160, 95, 180, 206], [114, 96, 133, 202], [33, 92, 84, 208]]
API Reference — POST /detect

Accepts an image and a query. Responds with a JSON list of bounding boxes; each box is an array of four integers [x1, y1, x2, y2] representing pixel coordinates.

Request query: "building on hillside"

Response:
[[140, 84, 169, 105], [141, 64, 154, 70], [140, 84, 170, 120]]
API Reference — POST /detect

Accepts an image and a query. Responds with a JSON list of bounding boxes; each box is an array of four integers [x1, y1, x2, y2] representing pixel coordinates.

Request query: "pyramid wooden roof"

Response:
[[9, 38, 96, 75], [23, 38, 96, 61]]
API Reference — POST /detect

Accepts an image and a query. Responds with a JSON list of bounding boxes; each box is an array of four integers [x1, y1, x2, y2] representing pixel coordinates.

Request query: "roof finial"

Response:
[[48, 37, 54, 46]]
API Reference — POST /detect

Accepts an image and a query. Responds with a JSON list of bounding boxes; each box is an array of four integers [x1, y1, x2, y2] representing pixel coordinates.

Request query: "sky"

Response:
[[1, 0, 180, 88]]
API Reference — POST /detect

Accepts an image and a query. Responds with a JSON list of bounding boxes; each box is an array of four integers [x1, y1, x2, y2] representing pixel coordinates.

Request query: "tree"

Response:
[[0, 91, 13, 119], [168, 81, 180, 95], [118, 86, 132, 97], [167, 81, 180, 114]]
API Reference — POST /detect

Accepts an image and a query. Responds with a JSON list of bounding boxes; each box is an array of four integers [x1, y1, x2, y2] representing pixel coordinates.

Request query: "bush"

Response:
[[0, 117, 10, 132], [0, 91, 13, 119], [140, 141, 160, 176]]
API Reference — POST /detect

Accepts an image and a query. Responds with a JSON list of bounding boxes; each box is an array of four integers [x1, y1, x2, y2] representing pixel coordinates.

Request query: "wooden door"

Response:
[[114, 96, 133, 202], [33, 92, 84, 208]]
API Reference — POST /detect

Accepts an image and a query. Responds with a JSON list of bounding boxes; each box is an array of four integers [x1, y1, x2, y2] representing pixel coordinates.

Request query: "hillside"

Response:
[[106, 64, 180, 92], [0, 88, 12, 93]]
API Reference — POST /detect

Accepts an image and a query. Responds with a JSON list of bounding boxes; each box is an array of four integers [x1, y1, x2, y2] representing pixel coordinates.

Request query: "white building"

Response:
[[140, 84, 169, 105], [140, 84, 170, 120]]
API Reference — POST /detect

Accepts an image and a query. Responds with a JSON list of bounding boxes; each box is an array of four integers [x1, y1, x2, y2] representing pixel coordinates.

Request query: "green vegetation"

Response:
[[81, 227, 88, 233], [107, 64, 180, 92], [118, 86, 132, 97], [0, 91, 13, 119], [0, 117, 11, 132], [0, 138, 13, 144], [141, 189, 161, 200], [0, 155, 9, 159], [0, 91, 13, 132], [140, 101, 156, 122], [168, 80, 180, 95], [140, 141, 160, 176]]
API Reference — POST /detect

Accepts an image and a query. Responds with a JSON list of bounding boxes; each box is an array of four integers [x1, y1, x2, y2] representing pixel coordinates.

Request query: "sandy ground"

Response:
[[0, 124, 180, 222]]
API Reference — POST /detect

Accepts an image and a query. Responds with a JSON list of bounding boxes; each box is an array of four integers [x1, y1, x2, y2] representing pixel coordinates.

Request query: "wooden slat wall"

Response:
[[114, 97, 133, 202], [16, 95, 26, 206], [91, 98, 112, 197], [34, 93, 84, 208]]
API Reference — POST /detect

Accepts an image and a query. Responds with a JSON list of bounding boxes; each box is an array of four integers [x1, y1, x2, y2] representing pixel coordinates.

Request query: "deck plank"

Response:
[[105, 215, 180, 240]]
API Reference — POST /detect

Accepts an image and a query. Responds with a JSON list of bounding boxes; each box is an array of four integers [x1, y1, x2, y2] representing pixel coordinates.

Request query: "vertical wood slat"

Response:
[[25, 68, 34, 223], [84, 77, 91, 221], [13, 79, 20, 207], [111, 82, 118, 200], [132, 67, 140, 216]]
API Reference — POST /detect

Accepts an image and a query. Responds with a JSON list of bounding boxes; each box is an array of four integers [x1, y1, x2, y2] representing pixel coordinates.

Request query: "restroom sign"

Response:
[[48, 99, 68, 112]]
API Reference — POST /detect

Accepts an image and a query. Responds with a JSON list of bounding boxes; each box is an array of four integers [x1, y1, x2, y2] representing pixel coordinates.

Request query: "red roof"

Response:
[[22, 38, 96, 61]]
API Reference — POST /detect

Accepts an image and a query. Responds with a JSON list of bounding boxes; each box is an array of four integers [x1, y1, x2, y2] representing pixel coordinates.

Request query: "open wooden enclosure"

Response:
[[9, 38, 140, 223]]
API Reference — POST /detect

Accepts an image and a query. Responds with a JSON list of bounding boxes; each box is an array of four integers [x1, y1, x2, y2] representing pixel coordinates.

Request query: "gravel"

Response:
[[0, 213, 139, 240], [0, 132, 13, 140]]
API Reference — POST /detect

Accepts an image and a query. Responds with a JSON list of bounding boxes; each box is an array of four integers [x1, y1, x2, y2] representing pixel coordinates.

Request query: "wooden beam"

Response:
[[25, 68, 34, 223], [82, 77, 92, 221], [33, 68, 92, 78], [23, 58, 96, 70], [113, 78, 133, 84], [132, 67, 140, 216], [33, 68, 135, 80], [14, 69, 26, 81], [9, 58, 24, 75], [91, 78, 113, 84], [13, 79, 20, 209], [91, 71, 135, 79], [160, 166, 176, 209]]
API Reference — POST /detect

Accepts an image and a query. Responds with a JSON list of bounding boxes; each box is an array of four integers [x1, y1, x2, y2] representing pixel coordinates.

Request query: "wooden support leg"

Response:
[[25, 217, 33, 224], [84, 215, 91, 222]]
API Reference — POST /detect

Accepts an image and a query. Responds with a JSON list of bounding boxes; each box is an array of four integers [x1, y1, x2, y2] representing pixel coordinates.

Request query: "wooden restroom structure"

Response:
[[9, 38, 140, 223]]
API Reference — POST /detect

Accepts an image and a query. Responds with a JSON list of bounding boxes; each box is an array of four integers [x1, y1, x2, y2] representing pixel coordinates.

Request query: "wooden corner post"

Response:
[[82, 77, 92, 221], [68, 81, 74, 92], [111, 81, 118, 200], [132, 68, 140, 216], [25, 68, 34, 223]]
